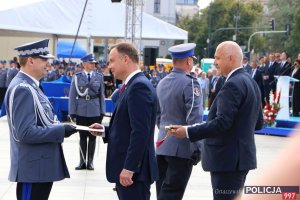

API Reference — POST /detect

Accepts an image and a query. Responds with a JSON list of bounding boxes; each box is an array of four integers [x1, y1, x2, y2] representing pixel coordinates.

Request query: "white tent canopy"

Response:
[[0, 0, 188, 40]]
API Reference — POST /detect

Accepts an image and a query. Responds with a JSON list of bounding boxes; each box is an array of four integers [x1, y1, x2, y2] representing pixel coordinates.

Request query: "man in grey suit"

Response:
[[156, 43, 203, 200], [4, 39, 77, 200], [198, 71, 209, 110], [171, 41, 263, 200], [69, 53, 105, 170]]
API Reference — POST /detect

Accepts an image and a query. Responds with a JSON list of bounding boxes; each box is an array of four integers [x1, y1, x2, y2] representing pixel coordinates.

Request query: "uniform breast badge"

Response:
[[194, 87, 200, 96]]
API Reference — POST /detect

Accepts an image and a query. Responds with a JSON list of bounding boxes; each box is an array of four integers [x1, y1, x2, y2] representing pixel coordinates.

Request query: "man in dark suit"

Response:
[[170, 41, 264, 200], [242, 56, 251, 73], [208, 68, 218, 109], [263, 53, 277, 103], [90, 43, 159, 200], [276, 51, 292, 76], [250, 59, 265, 107], [214, 74, 225, 96]]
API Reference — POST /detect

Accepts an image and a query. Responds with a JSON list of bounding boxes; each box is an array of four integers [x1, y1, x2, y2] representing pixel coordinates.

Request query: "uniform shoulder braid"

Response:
[[75, 71, 82, 76], [94, 71, 103, 76], [185, 73, 201, 97], [186, 73, 197, 80]]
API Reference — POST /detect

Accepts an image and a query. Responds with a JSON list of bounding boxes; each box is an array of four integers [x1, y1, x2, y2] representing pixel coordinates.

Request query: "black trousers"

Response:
[[16, 182, 53, 200], [76, 115, 102, 143], [156, 155, 193, 200], [292, 87, 300, 116], [210, 170, 248, 200], [116, 181, 151, 200], [0, 87, 7, 107], [76, 115, 103, 164]]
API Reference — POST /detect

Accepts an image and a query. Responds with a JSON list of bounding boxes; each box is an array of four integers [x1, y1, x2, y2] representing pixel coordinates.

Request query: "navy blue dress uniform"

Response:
[[69, 53, 105, 170], [150, 70, 161, 88], [0, 61, 8, 107], [157, 64, 168, 80], [44, 68, 57, 82], [4, 39, 77, 200], [5, 61, 19, 87], [156, 43, 203, 200]]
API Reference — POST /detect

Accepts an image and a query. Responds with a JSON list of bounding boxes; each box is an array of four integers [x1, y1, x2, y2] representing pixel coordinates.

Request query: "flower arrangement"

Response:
[[263, 90, 281, 127]]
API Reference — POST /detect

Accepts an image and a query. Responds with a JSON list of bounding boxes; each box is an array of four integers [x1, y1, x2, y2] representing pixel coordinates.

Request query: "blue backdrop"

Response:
[[57, 40, 87, 58]]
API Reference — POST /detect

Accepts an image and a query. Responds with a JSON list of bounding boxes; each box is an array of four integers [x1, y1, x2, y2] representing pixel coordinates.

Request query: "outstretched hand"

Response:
[[89, 123, 104, 136], [168, 125, 187, 139]]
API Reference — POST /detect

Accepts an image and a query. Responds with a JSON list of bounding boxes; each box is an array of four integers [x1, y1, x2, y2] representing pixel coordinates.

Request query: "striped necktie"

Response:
[[119, 84, 126, 95]]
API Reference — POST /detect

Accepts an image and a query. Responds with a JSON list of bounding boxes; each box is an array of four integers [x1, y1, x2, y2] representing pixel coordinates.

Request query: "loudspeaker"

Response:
[[143, 47, 158, 66], [111, 0, 122, 2]]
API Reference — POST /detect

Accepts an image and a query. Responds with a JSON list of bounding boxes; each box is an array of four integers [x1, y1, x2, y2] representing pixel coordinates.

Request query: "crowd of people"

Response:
[[242, 52, 300, 116], [2, 37, 300, 200]]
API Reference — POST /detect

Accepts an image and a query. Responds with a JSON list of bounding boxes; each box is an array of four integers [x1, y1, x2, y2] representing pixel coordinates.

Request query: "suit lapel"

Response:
[[109, 72, 144, 127], [226, 68, 244, 82]]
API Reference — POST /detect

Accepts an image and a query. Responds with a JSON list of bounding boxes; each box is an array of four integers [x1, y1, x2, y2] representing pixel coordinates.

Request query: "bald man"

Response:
[[170, 41, 264, 200]]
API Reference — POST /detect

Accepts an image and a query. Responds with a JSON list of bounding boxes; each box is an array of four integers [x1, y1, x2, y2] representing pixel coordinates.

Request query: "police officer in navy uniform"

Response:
[[43, 62, 57, 82], [157, 64, 168, 80], [5, 60, 19, 87], [0, 60, 8, 107], [69, 53, 105, 170], [4, 39, 77, 200], [156, 43, 203, 200]]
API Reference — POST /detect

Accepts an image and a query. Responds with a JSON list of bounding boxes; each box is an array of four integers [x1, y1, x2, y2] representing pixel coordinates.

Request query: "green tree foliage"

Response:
[[267, 0, 300, 59], [177, 15, 207, 56], [177, 0, 264, 58], [288, 1, 300, 58]]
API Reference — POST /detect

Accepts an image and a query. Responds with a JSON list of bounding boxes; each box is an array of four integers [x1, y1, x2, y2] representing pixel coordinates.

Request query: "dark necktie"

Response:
[[87, 73, 91, 82], [119, 84, 126, 95]]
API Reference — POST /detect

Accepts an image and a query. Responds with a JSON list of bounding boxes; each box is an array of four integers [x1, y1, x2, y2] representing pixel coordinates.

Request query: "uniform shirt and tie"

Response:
[[87, 72, 91, 82], [68, 53, 105, 170], [69, 70, 105, 117]]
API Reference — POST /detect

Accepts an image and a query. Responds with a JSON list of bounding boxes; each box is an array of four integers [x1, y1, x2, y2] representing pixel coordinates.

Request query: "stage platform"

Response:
[[255, 117, 300, 137], [203, 110, 300, 137]]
